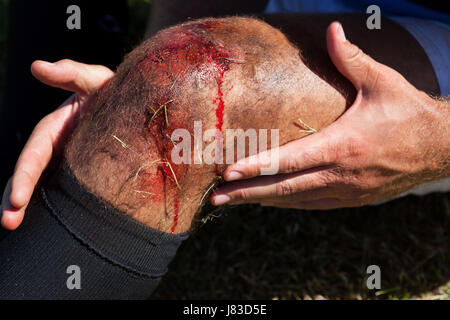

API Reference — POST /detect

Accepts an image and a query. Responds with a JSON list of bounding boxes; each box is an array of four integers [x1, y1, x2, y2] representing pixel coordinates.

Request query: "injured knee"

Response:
[[65, 17, 350, 233]]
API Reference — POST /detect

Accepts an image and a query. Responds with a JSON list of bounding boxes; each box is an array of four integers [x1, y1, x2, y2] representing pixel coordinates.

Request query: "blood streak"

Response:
[[170, 198, 179, 234], [214, 74, 226, 175], [134, 22, 233, 230]]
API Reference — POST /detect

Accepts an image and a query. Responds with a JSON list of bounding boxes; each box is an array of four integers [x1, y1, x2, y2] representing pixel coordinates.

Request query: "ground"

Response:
[[153, 196, 449, 300], [0, 0, 448, 300]]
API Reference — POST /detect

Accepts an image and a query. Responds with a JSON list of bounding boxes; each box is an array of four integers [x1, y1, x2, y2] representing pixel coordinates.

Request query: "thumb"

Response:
[[31, 59, 114, 96], [326, 21, 384, 91]]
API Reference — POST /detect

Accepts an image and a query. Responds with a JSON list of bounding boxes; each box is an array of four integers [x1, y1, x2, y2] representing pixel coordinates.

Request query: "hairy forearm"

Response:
[[430, 98, 450, 177]]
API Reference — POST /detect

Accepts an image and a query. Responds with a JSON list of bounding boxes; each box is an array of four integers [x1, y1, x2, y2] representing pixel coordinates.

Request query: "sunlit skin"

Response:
[[2, 17, 449, 232], [63, 17, 348, 233]]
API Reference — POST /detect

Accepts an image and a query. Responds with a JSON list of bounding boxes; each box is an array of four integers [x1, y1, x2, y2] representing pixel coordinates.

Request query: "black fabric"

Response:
[[0, 163, 188, 299], [0, 0, 129, 189]]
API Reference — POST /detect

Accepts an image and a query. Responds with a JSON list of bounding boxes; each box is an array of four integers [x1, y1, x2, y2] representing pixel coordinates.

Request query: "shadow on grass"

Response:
[[152, 193, 449, 299]]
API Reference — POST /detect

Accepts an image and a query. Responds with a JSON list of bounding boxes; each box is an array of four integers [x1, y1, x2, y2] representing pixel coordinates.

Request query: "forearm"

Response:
[[428, 97, 450, 178]]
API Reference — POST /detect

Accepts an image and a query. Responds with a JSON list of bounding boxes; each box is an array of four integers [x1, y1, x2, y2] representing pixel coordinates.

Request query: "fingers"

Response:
[[1, 178, 26, 230], [326, 21, 386, 91], [223, 128, 337, 182], [31, 59, 114, 96], [9, 99, 79, 209], [9, 121, 55, 209], [211, 168, 332, 206], [4, 60, 113, 230]]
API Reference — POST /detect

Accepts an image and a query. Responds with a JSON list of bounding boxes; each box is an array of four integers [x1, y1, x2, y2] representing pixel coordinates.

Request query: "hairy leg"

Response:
[[65, 17, 348, 233]]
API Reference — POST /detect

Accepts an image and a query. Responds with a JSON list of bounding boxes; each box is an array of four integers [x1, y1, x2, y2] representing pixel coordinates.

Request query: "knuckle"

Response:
[[282, 156, 300, 173], [313, 131, 339, 164], [237, 166, 256, 179], [58, 58, 74, 65], [362, 62, 384, 91], [275, 179, 295, 197], [320, 169, 341, 187], [30, 148, 47, 170], [234, 188, 251, 202], [38, 113, 55, 127], [346, 43, 364, 63], [251, 165, 262, 177], [302, 146, 328, 166], [322, 142, 339, 164], [331, 166, 360, 186], [57, 60, 80, 83], [335, 135, 369, 164], [34, 118, 47, 132], [16, 167, 35, 185]]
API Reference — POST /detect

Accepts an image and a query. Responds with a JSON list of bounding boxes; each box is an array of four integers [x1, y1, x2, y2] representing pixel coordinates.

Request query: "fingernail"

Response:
[[40, 61, 55, 67], [213, 194, 231, 205], [336, 22, 346, 41], [226, 171, 243, 181]]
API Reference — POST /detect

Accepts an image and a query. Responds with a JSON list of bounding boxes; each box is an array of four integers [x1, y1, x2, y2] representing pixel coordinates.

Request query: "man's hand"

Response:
[[1, 59, 113, 230], [211, 22, 449, 209]]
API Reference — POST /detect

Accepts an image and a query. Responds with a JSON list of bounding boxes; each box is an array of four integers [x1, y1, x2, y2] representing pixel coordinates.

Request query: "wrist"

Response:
[[422, 95, 450, 179]]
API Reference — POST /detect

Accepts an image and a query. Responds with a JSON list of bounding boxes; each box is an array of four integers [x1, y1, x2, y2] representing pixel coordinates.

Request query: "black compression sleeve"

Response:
[[0, 163, 188, 299]]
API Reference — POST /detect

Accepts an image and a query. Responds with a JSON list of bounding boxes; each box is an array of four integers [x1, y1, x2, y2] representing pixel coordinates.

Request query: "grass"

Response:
[[296, 117, 317, 133], [0, 0, 448, 300], [164, 158, 185, 196], [112, 134, 130, 148], [152, 193, 449, 300], [150, 99, 174, 125]]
